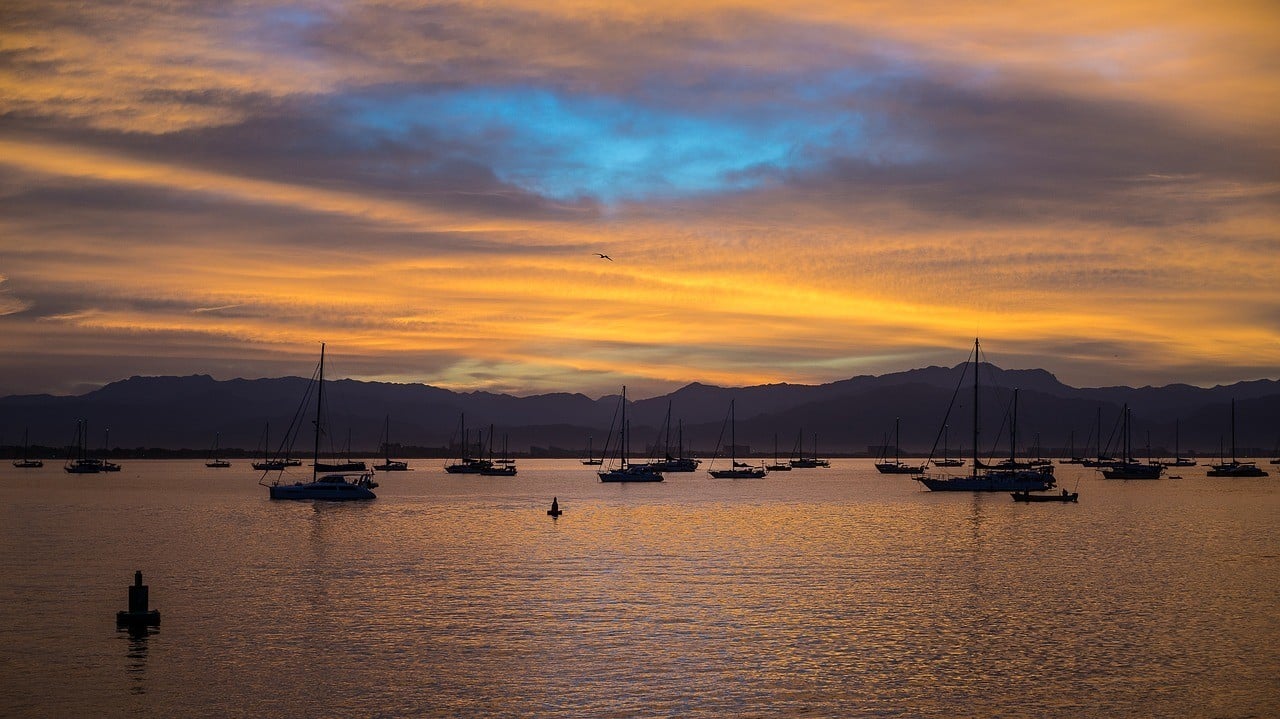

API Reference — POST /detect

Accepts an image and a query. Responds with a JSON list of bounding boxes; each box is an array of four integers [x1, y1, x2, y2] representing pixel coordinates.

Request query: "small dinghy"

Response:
[[1011, 489, 1078, 503]]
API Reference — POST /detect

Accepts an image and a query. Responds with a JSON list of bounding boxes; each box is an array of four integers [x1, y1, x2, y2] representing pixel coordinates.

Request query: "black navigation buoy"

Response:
[[547, 497, 562, 517], [116, 570, 161, 629]]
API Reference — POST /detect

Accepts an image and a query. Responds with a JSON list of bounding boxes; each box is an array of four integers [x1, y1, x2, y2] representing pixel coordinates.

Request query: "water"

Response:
[[1, 460, 1276, 717]]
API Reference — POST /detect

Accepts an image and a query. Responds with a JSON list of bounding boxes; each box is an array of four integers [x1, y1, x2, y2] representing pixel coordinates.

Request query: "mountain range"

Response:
[[2, 363, 1278, 457]]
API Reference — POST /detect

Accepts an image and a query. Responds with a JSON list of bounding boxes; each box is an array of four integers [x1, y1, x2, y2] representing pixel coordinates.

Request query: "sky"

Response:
[[1, 0, 1278, 398]]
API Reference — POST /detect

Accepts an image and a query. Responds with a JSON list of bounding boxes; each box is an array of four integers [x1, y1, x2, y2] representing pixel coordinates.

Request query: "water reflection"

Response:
[[121, 626, 155, 695]]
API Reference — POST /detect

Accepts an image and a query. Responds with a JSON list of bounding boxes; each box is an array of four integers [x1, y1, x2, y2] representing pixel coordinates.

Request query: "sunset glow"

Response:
[[2, 1, 1278, 396]]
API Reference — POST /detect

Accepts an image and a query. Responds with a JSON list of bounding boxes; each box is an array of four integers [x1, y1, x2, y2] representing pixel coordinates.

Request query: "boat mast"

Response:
[[972, 338, 980, 478], [894, 418, 901, 464], [1231, 398, 1237, 463], [620, 386, 627, 468], [314, 343, 324, 482], [732, 396, 742, 465], [1010, 389, 1018, 465], [665, 401, 673, 458], [384, 415, 391, 464]]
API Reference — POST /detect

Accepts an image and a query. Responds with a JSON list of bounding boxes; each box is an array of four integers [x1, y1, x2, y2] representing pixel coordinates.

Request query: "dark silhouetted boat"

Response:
[[789, 431, 830, 468], [1167, 419, 1198, 467], [580, 436, 603, 465], [261, 344, 376, 500], [649, 404, 701, 472], [64, 419, 103, 474], [1058, 429, 1086, 464], [12, 428, 42, 468], [444, 414, 494, 474], [479, 428, 517, 475], [373, 415, 410, 471], [250, 422, 293, 471], [1100, 405, 1163, 479], [1206, 399, 1269, 477], [917, 339, 1056, 493], [315, 429, 368, 472], [709, 400, 766, 478], [599, 386, 663, 482], [1012, 489, 1078, 503], [205, 432, 231, 468], [932, 424, 965, 467], [876, 418, 925, 474], [765, 433, 792, 471]]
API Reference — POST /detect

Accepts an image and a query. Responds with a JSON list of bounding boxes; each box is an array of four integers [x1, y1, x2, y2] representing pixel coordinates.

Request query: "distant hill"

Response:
[[2, 363, 1278, 457]]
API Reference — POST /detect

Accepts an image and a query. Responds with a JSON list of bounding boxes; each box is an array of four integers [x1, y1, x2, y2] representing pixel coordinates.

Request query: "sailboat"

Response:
[[789, 431, 830, 468], [1058, 429, 1086, 464], [708, 400, 766, 478], [251, 423, 288, 471], [479, 427, 517, 475], [315, 429, 368, 472], [205, 432, 231, 468], [1081, 406, 1117, 467], [12, 428, 42, 468], [1100, 405, 1164, 479], [261, 344, 376, 500], [932, 424, 965, 467], [98, 427, 121, 472], [373, 415, 410, 471], [580, 436, 603, 465], [917, 339, 1056, 492], [876, 418, 925, 474], [649, 403, 701, 472], [444, 414, 494, 473], [598, 386, 663, 482], [1206, 399, 1269, 477], [765, 433, 792, 471], [64, 419, 102, 474], [1167, 419, 1197, 467]]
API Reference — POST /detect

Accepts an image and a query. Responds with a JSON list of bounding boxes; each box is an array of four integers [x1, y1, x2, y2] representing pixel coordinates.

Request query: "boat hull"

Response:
[[1206, 463, 1269, 477], [314, 461, 368, 472], [709, 468, 767, 478], [268, 476, 376, 500], [479, 467, 517, 476], [876, 462, 925, 474], [13, 459, 43, 468], [1101, 463, 1164, 480], [918, 469, 1055, 492], [789, 459, 829, 468], [650, 458, 701, 472], [599, 466, 664, 482], [1012, 491, 1078, 503]]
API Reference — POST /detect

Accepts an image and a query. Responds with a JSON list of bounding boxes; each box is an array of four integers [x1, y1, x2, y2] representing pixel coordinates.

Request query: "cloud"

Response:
[[0, 0, 1277, 398]]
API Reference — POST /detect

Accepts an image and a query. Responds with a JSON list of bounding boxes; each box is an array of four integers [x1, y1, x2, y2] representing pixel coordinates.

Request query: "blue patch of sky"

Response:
[[344, 83, 872, 202]]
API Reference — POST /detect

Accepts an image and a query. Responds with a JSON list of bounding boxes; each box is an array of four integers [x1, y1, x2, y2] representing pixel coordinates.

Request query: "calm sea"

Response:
[[0, 459, 1276, 717]]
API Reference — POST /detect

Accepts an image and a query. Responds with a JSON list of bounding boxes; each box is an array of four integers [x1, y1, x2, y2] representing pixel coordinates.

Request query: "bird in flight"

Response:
[[595, 253, 613, 261]]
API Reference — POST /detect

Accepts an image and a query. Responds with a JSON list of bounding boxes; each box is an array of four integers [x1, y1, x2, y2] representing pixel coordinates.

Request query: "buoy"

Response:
[[116, 570, 161, 629], [547, 497, 562, 517]]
